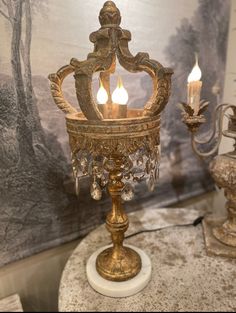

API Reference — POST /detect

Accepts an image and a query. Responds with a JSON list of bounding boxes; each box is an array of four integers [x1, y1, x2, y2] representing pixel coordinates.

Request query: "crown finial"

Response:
[[99, 1, 121, 27]]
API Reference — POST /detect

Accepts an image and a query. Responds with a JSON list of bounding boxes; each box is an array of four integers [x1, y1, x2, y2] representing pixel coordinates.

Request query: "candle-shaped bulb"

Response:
[[97, 79, 108, 104], [187, 53, 203, 115], [188, 55, 202, 83], [112, 76, 129, 105]]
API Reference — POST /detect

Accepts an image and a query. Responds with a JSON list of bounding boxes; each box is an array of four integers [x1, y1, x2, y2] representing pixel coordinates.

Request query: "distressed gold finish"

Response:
[[180, 85, 236, 257], [209, 154, 236, 247], [49, 1, 172, 280], [96, 155, 141, 281], [65, 110, 160, 280], [179, 100, 209, 133], [49, 1, 173, 121]]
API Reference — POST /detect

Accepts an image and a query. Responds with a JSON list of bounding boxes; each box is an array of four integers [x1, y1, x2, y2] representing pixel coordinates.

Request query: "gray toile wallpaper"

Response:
[[0, 0, 230, 266]]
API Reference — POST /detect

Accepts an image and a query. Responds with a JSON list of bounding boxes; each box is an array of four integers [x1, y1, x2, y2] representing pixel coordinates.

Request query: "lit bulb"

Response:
[[112, 76, 129, 105], [97, 79, 108, 104], [187, 54, 202, 83]]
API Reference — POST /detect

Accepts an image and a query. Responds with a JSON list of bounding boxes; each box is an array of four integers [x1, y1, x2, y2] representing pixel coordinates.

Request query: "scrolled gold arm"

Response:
[[191, 103, 233, 158], [48, 64, 78, 114]]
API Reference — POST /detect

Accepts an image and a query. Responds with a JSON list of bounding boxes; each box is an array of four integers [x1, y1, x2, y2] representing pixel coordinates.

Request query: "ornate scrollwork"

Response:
[[48, 1, 173, 282], [67, 110, 161, 200], [69, 133, 160, 201], [48, 65, 77, 114], [49, 1, 173, 120]]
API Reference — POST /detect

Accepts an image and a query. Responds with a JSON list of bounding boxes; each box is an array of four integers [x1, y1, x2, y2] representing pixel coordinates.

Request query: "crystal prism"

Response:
[[75, 177, 80, 197], [121, 183, 134, 201], [90, 181, 102, 200], [136, 155, 143, 166], [80, 155, 88, 174], [147, 174, 155, 192]]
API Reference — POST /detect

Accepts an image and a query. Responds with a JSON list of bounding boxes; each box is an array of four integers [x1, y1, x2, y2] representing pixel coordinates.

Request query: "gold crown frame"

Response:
[[49, 1, 173, 283]]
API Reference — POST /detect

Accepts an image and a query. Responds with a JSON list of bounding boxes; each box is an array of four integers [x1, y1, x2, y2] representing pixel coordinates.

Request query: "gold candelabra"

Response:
[[49, 0, 173, 286], [180, 66, 236, 258]]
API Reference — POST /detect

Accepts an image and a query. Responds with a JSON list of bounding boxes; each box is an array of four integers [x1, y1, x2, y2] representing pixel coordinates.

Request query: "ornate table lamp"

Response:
[[49, 1, 173, 297], [180, 56, 236, 258]]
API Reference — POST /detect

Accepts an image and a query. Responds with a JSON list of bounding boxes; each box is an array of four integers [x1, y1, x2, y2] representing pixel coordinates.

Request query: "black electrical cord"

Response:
[[124, 215, 205, 240]]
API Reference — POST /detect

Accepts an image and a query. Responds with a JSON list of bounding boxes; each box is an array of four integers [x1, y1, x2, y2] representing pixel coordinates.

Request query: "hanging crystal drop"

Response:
[[95, 164, 103, 178], [124, 172, 131, 180], [126, 156, 133, 171], [93, 162, 103, 179], [90, 181, 102, 200], [146, 159, 151, 174], [147, 174, 155, 192], [74, 167, 81, 178], [80, 155, 88, 174], [104, 158, 115, 171], [96, 169, 103, 179], [136, 155, 143, 166], [121, 183, 134, 201], [75, 177, 80, 197], [100, 174, 108, 187], [133, 171, 145, 182], [151, 146, 158, 161], [154, 166, 159, 182], [154, 146, 160, 159]]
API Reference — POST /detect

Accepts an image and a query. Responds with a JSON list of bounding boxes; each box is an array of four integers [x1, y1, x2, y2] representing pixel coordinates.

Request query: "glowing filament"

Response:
[[112, 76, 129, 105], [97, 80, 108, 104], [188, 54, 202, 83]]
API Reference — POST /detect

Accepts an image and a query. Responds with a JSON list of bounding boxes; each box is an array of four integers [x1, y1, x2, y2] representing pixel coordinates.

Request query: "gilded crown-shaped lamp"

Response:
[[49, 1, 173, 297]]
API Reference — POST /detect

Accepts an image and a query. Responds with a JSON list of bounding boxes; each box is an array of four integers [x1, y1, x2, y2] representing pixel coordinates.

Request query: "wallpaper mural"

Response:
[[0, 0, 230, 266]]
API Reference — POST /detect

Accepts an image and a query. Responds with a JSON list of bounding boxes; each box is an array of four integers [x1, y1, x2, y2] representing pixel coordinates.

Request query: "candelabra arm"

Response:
[[193, 103, 226, 145], [191, 132, 222, 158], [191, 103, 232, 158]]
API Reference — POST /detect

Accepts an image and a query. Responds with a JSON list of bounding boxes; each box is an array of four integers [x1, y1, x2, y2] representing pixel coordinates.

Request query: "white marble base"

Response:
[[86, 244, 152, 298]]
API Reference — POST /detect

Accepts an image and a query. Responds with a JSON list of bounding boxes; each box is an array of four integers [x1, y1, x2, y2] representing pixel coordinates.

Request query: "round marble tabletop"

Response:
[[59, 207, 236, 312]]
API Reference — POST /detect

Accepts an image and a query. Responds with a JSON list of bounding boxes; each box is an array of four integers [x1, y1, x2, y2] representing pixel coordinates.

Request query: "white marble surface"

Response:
[[59, 206, 236, 312], [86, 245, 151, 298]]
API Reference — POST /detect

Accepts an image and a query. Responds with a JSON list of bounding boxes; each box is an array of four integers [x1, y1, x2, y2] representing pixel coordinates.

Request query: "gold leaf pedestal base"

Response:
[[87, 245, 152, 298], [96, 246, 141, 282], [202, 216, 236, 258]]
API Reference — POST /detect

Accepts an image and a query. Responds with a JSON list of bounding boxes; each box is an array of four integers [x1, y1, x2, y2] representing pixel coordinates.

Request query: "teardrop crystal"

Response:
[[75, 177, 80, 197], [90, 182, 102, 200], [136, 155, 143, 166], [146, 159, 151, 174], [80, 155, 88, 174], [100, 175, 108, 187], [124, 156, 133, 171], [121, 183, 134, 201], [104, 158, 115, 171], [154, 167, 159, 182], [92, 162, 103, 178], [147, 174, 155, 192], [124, 172, 131, 180]]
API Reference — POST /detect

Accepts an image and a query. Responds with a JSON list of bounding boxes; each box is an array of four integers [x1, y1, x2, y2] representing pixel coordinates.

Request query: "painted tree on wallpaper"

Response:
[[0, 0, 71, 264], [0, 0, 230, 266], [0, 0, 46, 151]]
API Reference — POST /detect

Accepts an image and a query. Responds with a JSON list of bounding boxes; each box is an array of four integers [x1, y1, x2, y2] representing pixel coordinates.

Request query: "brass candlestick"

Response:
[[180, 85, 236, 258], [49, 1, 173, 285]]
